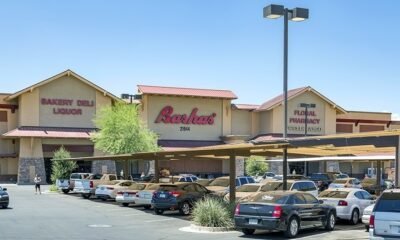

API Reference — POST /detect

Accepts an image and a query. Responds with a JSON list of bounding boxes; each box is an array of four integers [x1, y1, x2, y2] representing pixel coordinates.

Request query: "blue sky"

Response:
[[1, 1, 399, 118]]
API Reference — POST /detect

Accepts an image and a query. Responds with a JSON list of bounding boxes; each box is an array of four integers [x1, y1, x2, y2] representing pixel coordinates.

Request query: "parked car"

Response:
[[134, 174, 154, 183], [328, 178, 362, 189], [206, 176, 255, 195], [234, 191, 336, 238], [95, 180, 138, 201], [362, 204, 374, 231], [74, 174, 119, 199], [133, 183, 161, 209], [262, 172, 276, 179], [369, 189, 400, 239], [115, 183, 152, 207], [259, 180, 319, 197], [56, 172, 90, 194], [0, 186, 9, 209], [224, 183, 263, 202], [286, 174, 308, 180], [159, 175, 199, 183], [318, 188, 375, 225], [152, 182, 214, 215], [195, 178, 213, 187], [334, 173, 350, 179], [361, 178, 389, 194], [310, 173, 336, 191]]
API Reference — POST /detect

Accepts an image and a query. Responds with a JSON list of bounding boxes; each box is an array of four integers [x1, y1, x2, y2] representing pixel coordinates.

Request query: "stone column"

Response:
[[18, 138, 47, 185], [236, 157, 245, 176]]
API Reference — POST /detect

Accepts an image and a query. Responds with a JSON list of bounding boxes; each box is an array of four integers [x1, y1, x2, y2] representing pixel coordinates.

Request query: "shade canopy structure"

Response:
[[55, 129, 400, 203]]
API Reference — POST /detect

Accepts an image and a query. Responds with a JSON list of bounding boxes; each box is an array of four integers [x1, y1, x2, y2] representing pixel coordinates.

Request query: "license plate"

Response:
[[145, 194, 151, 199], [124, 193, 128, 197], [159, 194, 166, 198], [249, 219, 258, 225], [101, 187, 105, 190]]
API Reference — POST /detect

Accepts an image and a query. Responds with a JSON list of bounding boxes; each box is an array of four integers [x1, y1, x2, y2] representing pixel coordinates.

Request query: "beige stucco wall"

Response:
[[145, 95, 226, 141], [251, 112, 260, 137], [337, 111, 391, 121], [0, 158, 18, 175], [95, 91, 112, 118], [259, 111, 273, 134], [39, 76, 96, 128], [222, 100, 232, 136], [231, 109, 252, 136], [19, 138, 43, 158], [324, 104, 337, 135], [19, 88, 40, 126]]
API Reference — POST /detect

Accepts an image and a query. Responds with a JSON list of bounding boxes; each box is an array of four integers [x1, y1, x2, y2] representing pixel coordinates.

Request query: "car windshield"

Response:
[[70, 173, 82, 179], [209, 178, 229, 187], [129, 183, 147, 190], [332, 179, 348, 184], [310, 174, 328, 180], [319, 191, 349, 198], [236, 185, 260, 192], [259, 182, 293, 191], [158, 185, 178, 191], [375, 192, 400, 212], [248, 192, 290, 204]]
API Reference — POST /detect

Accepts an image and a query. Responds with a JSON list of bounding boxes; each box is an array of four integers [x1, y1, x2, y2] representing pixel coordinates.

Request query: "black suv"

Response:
[[152, 182, 214, 215]]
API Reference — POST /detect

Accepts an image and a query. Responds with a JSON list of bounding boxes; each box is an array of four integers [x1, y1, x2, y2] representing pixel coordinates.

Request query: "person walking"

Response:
[[34, 174, 41, 194]]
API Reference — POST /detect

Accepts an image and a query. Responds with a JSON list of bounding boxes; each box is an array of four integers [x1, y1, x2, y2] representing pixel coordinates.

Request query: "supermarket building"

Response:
[[0, 70, 398, 184]]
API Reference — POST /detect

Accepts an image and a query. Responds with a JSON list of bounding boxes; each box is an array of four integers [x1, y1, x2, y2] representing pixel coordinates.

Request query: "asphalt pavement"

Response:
[[0, 184, 369, 240]]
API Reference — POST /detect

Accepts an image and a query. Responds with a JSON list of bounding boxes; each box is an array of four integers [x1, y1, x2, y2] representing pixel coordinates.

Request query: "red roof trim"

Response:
[[2, 126, 96, 139], [138, 85, 237, 99], [0, 104, 18, 113], [336, 118, 392, 127]]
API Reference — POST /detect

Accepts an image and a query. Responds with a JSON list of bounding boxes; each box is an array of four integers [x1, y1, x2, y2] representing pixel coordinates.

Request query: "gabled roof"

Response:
[[137, 85, 237, 99], [5, 69, 121, 102], [232, 104, 260, 110], [256, 86, 347, 114]]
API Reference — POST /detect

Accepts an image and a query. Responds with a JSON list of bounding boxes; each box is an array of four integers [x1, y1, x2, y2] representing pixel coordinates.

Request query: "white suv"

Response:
[[369, 189, 400, 239]]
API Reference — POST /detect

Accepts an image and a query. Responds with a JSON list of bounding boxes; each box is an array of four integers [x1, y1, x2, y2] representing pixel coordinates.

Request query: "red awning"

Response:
[[2, 127, 96, 139]]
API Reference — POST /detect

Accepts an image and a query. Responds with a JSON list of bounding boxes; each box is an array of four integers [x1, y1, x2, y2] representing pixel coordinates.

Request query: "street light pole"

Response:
[[264, 4, 309, 190]]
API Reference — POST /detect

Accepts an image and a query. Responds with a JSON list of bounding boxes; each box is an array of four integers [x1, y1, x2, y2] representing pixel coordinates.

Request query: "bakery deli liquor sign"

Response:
[[287, 105, 324, 134], [41, 98, 95, 115], [154, 106, 216, 132]]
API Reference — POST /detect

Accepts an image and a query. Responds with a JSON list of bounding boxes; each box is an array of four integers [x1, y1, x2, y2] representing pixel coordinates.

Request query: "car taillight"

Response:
[[107, 187, 114, 190], [369, 215, 375, 228], [90, 181, 93, 188], [170, 191, 181, 197], [234, 204, 240, 216], [272, 206, 282, 218], [136, 193, 139, 197], [338, 200, 348, 206]]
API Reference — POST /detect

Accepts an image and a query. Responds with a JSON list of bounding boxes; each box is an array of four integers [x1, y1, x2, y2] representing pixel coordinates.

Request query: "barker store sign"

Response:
[[154, 106, 216, 131], [41, 98, 95, 115], [287, 107, 324, 134]]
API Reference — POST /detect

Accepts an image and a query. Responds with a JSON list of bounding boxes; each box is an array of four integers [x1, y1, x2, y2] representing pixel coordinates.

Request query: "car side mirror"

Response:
[[319, 200, 324, 204], [2, 188, 7, 191]]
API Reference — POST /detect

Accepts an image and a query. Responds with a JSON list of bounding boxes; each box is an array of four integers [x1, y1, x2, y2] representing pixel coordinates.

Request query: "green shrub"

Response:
[[51, 146, 77, 183], [192, 197, 234, 228], [49, 184, 58, 192]]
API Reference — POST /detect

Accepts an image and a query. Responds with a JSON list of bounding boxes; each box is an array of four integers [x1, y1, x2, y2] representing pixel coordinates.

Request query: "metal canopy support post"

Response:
[[154, 157, 159, 183], [376, 160, 382, 196], [396, 137, 400, 187], [229, 154, 236, 205], [123, 160, 129, 180]]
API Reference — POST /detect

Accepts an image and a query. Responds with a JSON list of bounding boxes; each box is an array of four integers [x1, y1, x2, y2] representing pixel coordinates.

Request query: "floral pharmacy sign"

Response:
[[154, 106, 216, 125]]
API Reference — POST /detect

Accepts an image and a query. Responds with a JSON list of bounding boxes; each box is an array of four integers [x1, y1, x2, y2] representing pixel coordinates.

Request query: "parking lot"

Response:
[[0, 184, 370, 240]]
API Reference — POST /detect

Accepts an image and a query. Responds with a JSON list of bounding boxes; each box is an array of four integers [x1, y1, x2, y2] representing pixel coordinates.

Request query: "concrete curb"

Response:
[[180, 224, 235, 233]]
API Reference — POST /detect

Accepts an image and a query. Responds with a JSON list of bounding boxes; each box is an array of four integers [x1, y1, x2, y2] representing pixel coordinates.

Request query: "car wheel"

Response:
[[242, 228, 255, 235], [179, 201, 191, 215], [122, 203, 129, 207], [154, 208, 164, 215], [144, 205, 151, 210], [82, 194, 90, 199], [284, 217, 300, 238], [62, 189, 70, 194], [324, 211, 336, 231], [101, 198, 107, 201], [365, 224, 369, 232], [350, 209, 359, 225], [2, 205, 8, 209]]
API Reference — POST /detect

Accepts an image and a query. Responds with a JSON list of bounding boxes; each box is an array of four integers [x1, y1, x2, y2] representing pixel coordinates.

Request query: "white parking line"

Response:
[[144, 219, 176, 223]]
